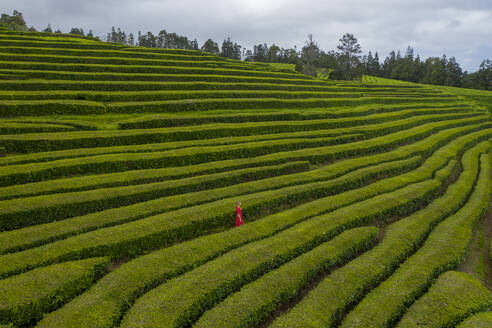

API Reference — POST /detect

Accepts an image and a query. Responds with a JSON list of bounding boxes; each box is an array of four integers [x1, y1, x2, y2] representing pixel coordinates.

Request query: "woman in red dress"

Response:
[[235, 201, 245, 227]]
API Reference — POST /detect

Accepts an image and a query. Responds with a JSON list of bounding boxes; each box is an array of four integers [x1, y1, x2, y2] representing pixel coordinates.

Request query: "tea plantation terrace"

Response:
[[0, 29, 491, 328]]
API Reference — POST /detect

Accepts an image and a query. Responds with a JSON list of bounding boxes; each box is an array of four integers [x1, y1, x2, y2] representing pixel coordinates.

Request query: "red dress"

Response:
[[235, 206, 244, 227]]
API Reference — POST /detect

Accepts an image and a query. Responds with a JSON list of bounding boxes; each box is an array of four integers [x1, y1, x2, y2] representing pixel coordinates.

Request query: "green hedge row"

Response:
[[0, 68, 328, 85], [0, 34, 91, 43], [0, 109, 465, 155], [193, 228, 377, 328], [120, 228, 379, 328], [0, 122, 75, 134], [0, 161, 309, 201], [0, 160, 309, 231], [0, 156, 417, 258], [0, 52, 308, 73], [1, 118, 97, 131], [270, 142, 490, 328], [0, 111, 477, 153], [0, 155, 424, 279], [0, 117, 485, 189], [2, 121, 490, 256], [0, 107, 462, 165], [0, 100, 106, 117], [0, 39, 126, 50], [118, 167, 450, 328], [0, 117, 481, 192], [121, 46, 225, 56], [396, 271, 492, 328], [457, 312, 492, 327], [0, 30, 101, 42], [106, 97, 458, 114], [0, 78, 468, 93], [0, 61, 309, 79], [340, 147, 492, 328], [0, 46, 227, 61], [32, 148, 466, 328], [0, 89, 366, 102], [0, 134, 359, 187], [0, 53, 272, 71], [117, 104, 471, 129], [0, 127, 346, 166], [0, 257, 109, 327], [0, 89, 447, 104]]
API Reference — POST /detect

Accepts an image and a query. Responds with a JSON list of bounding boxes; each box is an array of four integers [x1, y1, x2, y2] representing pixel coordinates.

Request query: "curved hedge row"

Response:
[[396, 271, 492, 328], [269, 142, 490, 328], [340, 145, 491, 328], [0, 257, 109, 327]]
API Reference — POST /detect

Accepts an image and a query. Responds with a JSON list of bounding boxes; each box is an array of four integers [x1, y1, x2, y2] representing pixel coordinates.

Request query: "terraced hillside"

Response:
[[1, 29, 492, 328]]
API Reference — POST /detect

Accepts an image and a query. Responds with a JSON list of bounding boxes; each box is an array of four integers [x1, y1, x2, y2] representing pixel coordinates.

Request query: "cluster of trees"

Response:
[[1, 10, 490, 90], [0, 10, 31, 31], [358, 46, 491, 89]]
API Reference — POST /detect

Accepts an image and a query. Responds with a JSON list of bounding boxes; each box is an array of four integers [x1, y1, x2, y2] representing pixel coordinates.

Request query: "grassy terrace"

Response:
[[0, 29, 491, 328]]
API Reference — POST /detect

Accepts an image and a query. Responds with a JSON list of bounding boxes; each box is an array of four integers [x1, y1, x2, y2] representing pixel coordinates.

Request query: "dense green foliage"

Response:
[[0, 28, 491, 328]]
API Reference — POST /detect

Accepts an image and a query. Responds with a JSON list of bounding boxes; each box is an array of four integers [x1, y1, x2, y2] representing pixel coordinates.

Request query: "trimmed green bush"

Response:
[[0, 61, 311, 79], [0, 45, 232, 61], [0, 160, 310, 230], [0, 134, 358, 187], [0, 257, 109, 326], [194, 227, 379, 328], [0, 100, 106, 117], [0, 111, 476, 153], [118, 105, 468, 129], [118, 170, 448, 328], [0, 122, 75, 134], [270, 142, 490, 328], [0, 156, 418, 255], [0, 161, 308, 201], [0, 68, 327, 85], [340, 147, 491, 328], [396, 271, 492, 328], [457, 312, 492, 327], [32, 151, 461, 328]]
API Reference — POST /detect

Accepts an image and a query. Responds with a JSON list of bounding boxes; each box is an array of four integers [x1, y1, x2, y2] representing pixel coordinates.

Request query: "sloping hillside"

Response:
[[1, 30, 492, 328]]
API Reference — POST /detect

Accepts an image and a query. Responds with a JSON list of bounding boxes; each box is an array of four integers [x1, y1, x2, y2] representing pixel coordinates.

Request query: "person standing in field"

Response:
[[235, 201, 245, 227]]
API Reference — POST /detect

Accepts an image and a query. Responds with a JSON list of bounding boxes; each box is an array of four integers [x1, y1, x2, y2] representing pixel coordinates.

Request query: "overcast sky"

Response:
[[2, 0, 491, 71]]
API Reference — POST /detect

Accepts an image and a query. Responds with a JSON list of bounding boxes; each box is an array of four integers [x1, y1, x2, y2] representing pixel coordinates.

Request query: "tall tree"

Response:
[[220, 37, 242, 60], [299, 34, 321, 76], [0, 10, 28, 31], [43, 24, 53, 33], [201, 39, 220, 54], [335, 33, 362, 79], [70, 27, 84, 35]]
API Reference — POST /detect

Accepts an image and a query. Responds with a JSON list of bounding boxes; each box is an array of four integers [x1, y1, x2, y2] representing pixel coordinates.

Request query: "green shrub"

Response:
[[32, 150, 463, 328], [0, 156, 418, 255], [396, 271, 492, 328], [194, 227, 379, 328], [457, 312, 492, 327], [0, 61, 310, 79], [0, 122, 75, 134], [270, 142, 490, 328], [339, 147, 491, 328], [0, 160, 311, 231], [0, 257, 109, 326]]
